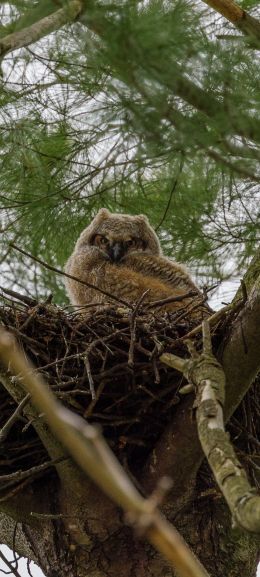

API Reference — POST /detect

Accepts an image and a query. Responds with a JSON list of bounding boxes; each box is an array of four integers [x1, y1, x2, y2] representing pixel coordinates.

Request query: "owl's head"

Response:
[[76, 208, 162, 262]]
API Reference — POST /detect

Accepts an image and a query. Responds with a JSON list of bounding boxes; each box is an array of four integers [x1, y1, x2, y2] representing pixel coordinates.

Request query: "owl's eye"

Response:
[[126, 238, 136, 247], [93, 234, 109, 246]]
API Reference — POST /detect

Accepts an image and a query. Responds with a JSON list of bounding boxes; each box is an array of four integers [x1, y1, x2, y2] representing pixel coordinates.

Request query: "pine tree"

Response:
[[0, 2, 259, 576]]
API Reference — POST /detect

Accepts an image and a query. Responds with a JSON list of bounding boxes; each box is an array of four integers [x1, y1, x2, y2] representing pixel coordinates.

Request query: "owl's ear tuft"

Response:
[[96, 208, 111, 221]]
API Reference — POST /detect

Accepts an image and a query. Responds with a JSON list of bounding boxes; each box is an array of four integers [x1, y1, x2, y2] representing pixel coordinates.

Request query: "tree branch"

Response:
[[200, 0, 260, 46], [142, 250, 260, 506], [1, 1, 260, 147], [0, 367, 113, 547], [0, 392, 30, 443], [9, 242, 131, 308], [160, 320, 260, 533], [0, 0, 83, 58], [221, 248, 260, 419], [0, 548, 23, 577], [0, 326, 210, 577]]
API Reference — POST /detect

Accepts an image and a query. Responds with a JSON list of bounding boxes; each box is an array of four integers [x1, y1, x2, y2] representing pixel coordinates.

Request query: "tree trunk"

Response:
[[1, 254, 260, 577], [1, 468, 258, 577]]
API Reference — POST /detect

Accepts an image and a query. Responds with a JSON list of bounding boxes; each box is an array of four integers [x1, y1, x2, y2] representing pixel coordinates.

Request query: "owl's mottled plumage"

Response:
[[65, 208, 208, 316]]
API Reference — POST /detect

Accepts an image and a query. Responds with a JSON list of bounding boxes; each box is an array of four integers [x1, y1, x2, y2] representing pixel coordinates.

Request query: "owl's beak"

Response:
[[109, 242, 125, 263]]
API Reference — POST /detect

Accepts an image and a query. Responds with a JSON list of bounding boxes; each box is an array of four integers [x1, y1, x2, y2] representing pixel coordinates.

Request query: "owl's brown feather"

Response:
[[65, 208, 209, 318]]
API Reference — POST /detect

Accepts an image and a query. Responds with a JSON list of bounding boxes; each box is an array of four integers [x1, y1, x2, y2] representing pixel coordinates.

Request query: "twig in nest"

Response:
[[30, 512, 76, 519], [0, 477, 35, 502], [84, 380, 106, 418], [0, 457, 65, 487], [10, 326, 46, 351], [0, 326, 210, 577], [146, 290, 198, 310], [174, 296, 208, 323], [128, 291, 150, 367], [0, 393, 31, 444], [174, 298, 244, 343], [152, 357, 160, 384], [83, 353, 96, 400], [0, 286, 37, 307]]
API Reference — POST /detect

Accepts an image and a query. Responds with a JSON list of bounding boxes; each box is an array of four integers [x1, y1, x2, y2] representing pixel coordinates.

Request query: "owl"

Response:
[[65, 208, 209, 317]]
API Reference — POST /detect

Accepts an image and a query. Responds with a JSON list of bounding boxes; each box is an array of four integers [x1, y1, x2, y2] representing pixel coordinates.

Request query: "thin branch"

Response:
[[9, 242, 132, 309], [133, 67, 260, 160], [0, 457, 65, 487], [83, 353, 96, 400], [160, 320, 260, 533], [174, 296, 244, 342], [0, 1, 83, 58], [155, 155, 184, 231], [0, 286, 38, 307], [146, 290, 198, 310], [0, 393, 31, 444], [128, 290, 150, 366], [0, 326, 209, 577], [206, 148, 260, 182], [0, 550, 22, 577], [200, 0, 260, 46]]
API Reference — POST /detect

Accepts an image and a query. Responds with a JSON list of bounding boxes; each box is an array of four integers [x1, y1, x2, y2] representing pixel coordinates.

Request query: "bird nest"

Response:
[[0, 294, 259, 495]]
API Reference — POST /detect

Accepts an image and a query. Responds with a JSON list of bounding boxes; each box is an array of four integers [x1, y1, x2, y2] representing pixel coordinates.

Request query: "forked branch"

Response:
[[0, 1, 83, 58], [161, 320, 260, 533], [200, 0, 260, 46], [0, 326, 209, 577]]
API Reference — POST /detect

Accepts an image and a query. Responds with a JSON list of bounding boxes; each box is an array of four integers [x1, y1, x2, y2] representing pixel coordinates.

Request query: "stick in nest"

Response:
[[0, 393, 31, 444], [128, 291, 150, 367]]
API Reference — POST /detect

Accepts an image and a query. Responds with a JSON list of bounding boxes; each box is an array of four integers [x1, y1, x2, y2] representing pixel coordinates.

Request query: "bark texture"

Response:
[[0, 252, 259, 576]]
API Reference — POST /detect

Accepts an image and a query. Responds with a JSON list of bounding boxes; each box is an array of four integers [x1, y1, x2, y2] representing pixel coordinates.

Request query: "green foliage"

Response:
[[0, 1, 58, 37], [0, 0, 259, 303], [238, 0, 260, 9]]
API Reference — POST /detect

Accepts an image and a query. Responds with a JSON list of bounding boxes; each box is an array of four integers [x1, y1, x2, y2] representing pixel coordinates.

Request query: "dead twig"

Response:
[[9, 243, 132, 309], [0, 457, 65, 487], [160, 320, 260, 533], [0, 549, 22, 577], [0, 326, 210, 577], [0, 393, 31, 444], [128, 291, 150, 366], [83, 353, 96, 400], [175, 298, 244, 343], [146, 290, 198, 310], [0, 286, 38, 307]]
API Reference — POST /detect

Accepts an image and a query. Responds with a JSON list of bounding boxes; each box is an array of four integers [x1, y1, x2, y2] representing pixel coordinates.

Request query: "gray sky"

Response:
[[0, 543, 259, 576]]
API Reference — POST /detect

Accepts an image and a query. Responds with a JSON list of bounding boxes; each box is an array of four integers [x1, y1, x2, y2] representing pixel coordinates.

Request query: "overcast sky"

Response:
[[0, 543, 259, 576]]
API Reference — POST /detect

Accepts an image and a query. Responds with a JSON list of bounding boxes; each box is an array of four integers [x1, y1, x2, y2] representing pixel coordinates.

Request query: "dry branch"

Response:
[[10, 242, 131, 308], [0, 326, 210, 577], [0, 301, 198, 477], [0, 1, 83, 58], [143, 251, 260, 499], [200, 0, 260, 46], [161, 320, 260, 533], [0, 289, 258, 574], [0, 393, 30, 444]]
